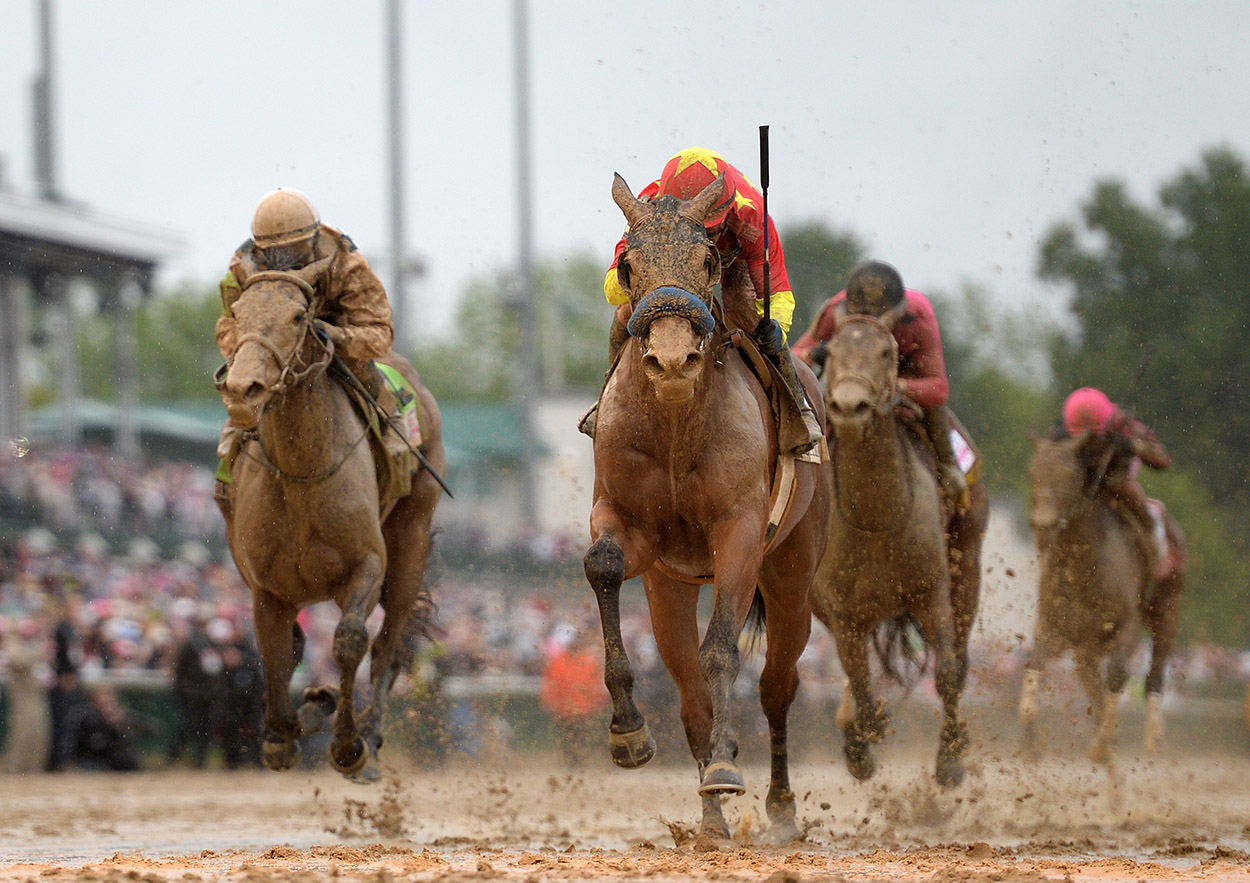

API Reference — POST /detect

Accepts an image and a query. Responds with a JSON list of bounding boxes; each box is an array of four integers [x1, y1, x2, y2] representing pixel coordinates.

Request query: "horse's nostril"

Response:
[[242, 381, 265, 402], [642, 354, 662, 374]]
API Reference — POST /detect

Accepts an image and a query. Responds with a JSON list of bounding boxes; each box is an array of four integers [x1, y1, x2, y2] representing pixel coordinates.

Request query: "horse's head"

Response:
[[220, 261, 328, 429], [1028, 434, 1089, 535], [611, 172, 724, 404], [822, 312, 899, 431]]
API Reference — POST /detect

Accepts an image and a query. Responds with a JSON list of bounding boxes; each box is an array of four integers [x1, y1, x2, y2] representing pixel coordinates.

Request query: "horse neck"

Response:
[[256, 368, 341, 476], [831, 411, 913, 527]]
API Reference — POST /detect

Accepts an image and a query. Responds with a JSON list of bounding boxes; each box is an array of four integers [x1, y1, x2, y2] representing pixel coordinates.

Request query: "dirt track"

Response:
[[2, 735, 1249, 883]]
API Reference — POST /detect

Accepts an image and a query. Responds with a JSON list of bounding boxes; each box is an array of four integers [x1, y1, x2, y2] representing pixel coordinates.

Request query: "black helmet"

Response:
[[845, 260, 905, 316]]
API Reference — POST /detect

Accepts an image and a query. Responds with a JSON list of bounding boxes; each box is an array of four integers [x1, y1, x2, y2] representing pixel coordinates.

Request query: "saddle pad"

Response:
[[375, 363, 424, 446]]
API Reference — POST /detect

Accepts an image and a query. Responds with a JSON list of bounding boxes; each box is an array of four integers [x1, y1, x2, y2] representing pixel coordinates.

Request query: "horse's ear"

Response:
[[296, 255, 334, 291], [832, 300, 849, 323], [612, 173, 651, 227], [684, 173, 727, 224], [877, 300, 908, 331]]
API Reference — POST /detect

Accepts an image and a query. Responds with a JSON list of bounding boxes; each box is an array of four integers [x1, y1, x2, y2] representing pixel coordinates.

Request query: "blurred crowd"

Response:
[[0, 445, 222, 542], [2, 446, 1249, 772]]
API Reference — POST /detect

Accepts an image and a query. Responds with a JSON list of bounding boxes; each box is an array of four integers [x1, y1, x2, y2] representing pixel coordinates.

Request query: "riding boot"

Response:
[[578, 309, 632, 439], [215, 422, 243, 510], [768, 341, 824, 455], [923, 406, 970, 508]]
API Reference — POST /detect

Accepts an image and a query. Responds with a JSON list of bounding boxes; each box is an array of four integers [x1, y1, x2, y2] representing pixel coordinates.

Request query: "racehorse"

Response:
[[218, 262, 444, 780], [583, 173, 831, 843], [1020, 434, 1185, 763], [811, 312, 989, 787]]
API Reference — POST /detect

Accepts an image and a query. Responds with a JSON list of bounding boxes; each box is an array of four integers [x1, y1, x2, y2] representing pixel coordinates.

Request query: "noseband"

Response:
[[221, 271, 333, 398]]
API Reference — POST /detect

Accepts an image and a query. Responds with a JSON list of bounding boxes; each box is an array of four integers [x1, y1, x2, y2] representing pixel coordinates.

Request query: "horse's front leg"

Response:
[[835, 621, 885, 781], [585, 502, 655, 769], [918, 583, 968, 788], [328, 552, 385, 776], [1086, 623, 1135, 766], [698, 516, 767, 798], [253, 592, 303, 771]]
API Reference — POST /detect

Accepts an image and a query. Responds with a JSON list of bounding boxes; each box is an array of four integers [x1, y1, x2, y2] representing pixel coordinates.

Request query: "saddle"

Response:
[[334, 361, 429, 511]]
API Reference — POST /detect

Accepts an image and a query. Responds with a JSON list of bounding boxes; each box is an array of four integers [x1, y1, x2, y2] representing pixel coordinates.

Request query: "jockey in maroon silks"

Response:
[[1061, 387, 1175, 580], [583, 146, 821, 450], [792, 260, 968, 504]]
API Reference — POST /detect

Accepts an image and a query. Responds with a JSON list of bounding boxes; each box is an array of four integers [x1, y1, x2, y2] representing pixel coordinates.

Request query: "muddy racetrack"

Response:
[[3, 712, 1249, 883]]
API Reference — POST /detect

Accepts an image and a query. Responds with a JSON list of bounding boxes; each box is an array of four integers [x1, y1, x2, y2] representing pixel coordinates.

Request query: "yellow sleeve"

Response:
[[604, 268, 630, 306], [219, 271, 241, 318], [756, 290, 795, 335]]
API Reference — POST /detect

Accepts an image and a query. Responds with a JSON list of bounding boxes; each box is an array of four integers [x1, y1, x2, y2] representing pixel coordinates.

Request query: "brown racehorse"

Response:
[[812, 313, 989, 787], [584, 173, 831, 843], [218, 264, 444, 781], [1019, 434, 1185, 763]]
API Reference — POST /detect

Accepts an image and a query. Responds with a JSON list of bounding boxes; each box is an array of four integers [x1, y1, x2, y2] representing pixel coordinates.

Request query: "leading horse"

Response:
[[812, 312, 989, 787], [1020, 434, 1185, 763], [218, 263, 444, 780], [584, 173, 831, 843]]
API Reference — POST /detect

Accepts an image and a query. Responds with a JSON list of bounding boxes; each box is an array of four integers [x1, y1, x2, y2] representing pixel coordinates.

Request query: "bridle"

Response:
[[224, 271, 333, 397], [221, 270, 367, 483], [823, 314, 902, 419]]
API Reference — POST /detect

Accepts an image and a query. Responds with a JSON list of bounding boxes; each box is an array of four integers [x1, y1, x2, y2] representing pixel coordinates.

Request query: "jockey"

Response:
[[214, 188, 402, 482], [1060, 387, 1172, 579], [586, 146, 822, 450], [792, 260, 968, 504]]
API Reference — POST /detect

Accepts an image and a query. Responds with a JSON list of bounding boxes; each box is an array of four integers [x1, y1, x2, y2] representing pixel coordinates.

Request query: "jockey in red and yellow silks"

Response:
[[585, 147, 821, 451], [604, 147, 796, 335]]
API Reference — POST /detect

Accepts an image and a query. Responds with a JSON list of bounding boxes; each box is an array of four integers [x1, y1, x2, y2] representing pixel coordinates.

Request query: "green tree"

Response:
[[410, 252, 609, 401], [780, 220, 865, 339], [73, 285, 224, 403], [931, 283, 1057, 498], [1039, 145, 1250, 643]]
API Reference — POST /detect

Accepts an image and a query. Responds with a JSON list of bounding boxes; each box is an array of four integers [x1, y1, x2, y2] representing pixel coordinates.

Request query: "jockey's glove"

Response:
[[754, 317, 785, 357], [313, 318, 348, 350]]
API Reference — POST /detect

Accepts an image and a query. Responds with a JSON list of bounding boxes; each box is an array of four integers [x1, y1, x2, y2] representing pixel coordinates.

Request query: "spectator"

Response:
[[167, 616, 219, 768], [60, 682, 152, 772], [216, 637, 265, 769], [1, 619, 52, 773], [539, 625, 608, 766], [47, 592, 84, 772]]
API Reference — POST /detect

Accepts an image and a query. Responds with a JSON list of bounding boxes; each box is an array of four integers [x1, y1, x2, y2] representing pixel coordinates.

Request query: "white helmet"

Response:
[[251, 188, 320, 247]]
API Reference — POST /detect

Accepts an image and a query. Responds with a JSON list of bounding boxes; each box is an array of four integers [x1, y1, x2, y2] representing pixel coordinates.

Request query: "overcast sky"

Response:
[[2, 1, 1247, 342]]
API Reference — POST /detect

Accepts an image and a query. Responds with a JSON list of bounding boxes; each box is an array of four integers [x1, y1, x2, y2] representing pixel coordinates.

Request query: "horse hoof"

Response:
[[348, 755, 382, 785], [609, 724, 656, 769], [298, 687, 340, 734], [329, 737, 369, 776], [698, 760, 745, 796], [262, 738, 301, 772], [845, 745, 877, 781], [936, 758, 966, 788]]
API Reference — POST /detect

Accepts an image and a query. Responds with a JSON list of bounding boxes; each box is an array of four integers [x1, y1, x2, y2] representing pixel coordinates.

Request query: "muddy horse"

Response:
[[1020, 433, 1185, 763], [812, 312, 989, 787], [217, 262, 444, 780], [583, 172, 831, 842]]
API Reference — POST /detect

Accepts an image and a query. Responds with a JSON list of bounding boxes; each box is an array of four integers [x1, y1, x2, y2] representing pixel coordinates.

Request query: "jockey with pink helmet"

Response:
[[1060, 387, 1174, 579]]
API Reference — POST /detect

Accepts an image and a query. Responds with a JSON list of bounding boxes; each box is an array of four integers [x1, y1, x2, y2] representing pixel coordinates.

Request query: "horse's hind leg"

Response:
[[584, 527, 654, 769], [253, 593, 303, 771], [1143, 575, 1181, 751], [756, 587, 810, 843], [328, 554, 385, 776]]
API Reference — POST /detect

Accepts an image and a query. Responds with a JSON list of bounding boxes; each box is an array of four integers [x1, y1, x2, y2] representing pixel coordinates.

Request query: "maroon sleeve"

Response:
[[894, 290, 950, 409], [791, 291, 846, 362], [1117, 413, 1172, 468]]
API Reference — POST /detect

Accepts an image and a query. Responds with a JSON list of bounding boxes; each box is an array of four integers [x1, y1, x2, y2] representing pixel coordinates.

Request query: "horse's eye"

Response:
[[295, 311, 307, 325], [617, 259, 631, 291], [704, 252, 717, 275]]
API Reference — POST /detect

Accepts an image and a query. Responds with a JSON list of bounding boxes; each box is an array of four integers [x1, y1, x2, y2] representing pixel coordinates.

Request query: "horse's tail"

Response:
[[741, 588, 767, 654], [872, 614, 930, 687]]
